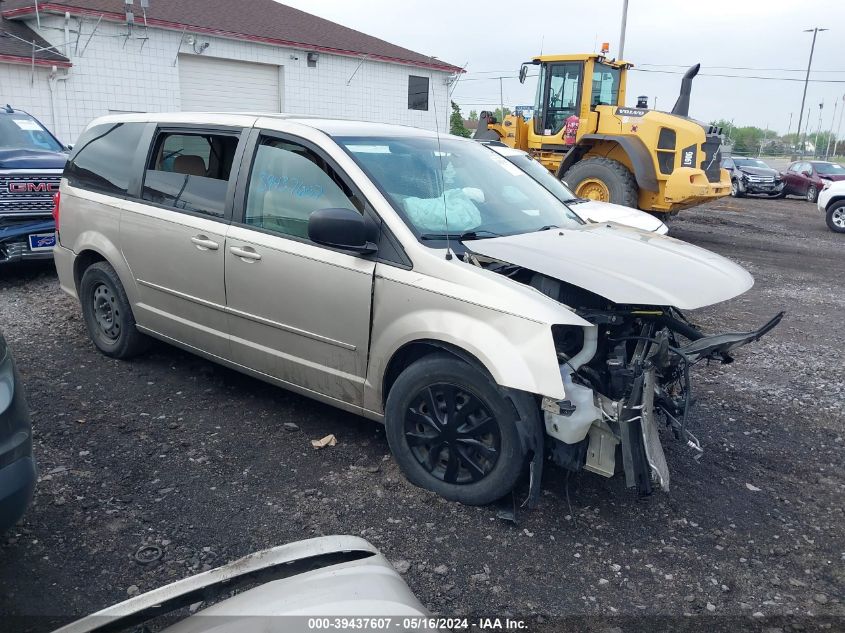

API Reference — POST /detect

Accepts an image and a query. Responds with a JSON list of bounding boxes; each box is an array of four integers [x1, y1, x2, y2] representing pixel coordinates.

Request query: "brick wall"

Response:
[[0, 15, 452, 144]]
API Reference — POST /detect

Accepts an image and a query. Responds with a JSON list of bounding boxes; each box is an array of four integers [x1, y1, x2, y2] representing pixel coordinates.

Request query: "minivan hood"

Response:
[[572, 199, 667, 233], [467, 224, 753, 310]]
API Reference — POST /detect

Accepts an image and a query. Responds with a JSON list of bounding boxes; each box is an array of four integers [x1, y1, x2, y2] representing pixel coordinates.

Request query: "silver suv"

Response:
[[54, 114, 781, 506]]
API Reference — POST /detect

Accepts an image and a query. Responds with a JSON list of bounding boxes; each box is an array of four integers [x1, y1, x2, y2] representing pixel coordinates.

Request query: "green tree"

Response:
[[450, 101, 471, 138], [493, 107, 512, 122], [468, 110, 478, 121]]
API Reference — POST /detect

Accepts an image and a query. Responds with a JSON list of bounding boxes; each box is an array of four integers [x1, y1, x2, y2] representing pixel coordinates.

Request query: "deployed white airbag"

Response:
[[403, 188, 481, 232]]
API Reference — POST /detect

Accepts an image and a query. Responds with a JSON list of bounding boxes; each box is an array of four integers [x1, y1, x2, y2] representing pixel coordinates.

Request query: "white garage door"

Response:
[[179, 55, 281, 112]]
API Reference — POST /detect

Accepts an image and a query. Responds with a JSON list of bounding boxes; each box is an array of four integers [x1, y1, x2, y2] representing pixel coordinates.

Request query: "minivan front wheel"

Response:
[[385, 354, 525, 505], [80, 262, 150, 359]]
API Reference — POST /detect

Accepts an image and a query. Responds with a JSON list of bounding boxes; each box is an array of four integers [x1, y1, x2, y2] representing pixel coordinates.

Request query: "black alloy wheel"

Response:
[[385, 353, 527, 505], [404, 383, 500, 484]]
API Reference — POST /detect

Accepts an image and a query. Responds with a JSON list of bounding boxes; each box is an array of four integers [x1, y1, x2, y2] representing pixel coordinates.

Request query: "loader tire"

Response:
[[563, 157, 639, 209]]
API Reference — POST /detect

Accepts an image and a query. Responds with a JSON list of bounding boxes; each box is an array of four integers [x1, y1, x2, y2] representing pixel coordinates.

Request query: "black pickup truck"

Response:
[[0, 106, 68, 265]]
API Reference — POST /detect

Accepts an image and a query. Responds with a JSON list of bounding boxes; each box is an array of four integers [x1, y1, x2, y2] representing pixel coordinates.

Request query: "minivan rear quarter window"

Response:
[[65, 122, 145, 195], [142, 131, 239, 218]]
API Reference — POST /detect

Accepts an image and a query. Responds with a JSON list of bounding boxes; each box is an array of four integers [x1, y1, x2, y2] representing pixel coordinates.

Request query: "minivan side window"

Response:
[[65, 122, 145, 195], [142, 132, 239, 218], [244, 137, 363, 240]]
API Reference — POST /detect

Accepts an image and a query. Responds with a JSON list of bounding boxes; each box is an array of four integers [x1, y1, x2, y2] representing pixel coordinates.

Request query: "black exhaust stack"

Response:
[[671, 63, 700, 117]]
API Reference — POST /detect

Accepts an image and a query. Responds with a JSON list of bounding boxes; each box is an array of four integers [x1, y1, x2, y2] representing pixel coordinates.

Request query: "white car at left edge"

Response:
[[817, 179, 845, 233]]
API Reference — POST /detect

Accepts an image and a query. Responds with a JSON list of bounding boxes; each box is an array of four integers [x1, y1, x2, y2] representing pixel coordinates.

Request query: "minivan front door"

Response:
[[224, 133, 376, 407], [120, 128, 245, 358]]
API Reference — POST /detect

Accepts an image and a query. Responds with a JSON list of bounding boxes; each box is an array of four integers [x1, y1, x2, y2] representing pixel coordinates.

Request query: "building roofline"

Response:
[[2, 3, 464, 73], [0, 51, 72, 67]]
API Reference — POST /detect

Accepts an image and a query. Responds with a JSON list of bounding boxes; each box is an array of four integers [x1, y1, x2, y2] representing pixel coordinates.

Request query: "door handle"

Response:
[[229, 245, 262, 262], [191, 235, 219, 251]]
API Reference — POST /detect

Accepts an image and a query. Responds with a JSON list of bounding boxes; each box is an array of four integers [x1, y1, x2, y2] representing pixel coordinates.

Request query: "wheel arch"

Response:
[[559, 134, 659, 192], [381, 339, 493, 409], [825, 194, 845, 211], [73, 248, 107, 291], [69, 232, 139, 305]]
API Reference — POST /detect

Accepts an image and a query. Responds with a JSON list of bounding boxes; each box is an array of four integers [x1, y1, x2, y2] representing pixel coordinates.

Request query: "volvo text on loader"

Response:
[[473, 53, 731, 214]]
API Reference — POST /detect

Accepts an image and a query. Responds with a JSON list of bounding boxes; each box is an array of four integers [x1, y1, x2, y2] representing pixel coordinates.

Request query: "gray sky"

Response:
[[278, 0, 845, 135]]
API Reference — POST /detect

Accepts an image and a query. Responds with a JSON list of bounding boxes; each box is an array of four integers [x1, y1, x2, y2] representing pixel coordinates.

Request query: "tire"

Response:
[[730, 178, 746, 198], [563, 157, 639, 208], [385, 354, 526, 506], [807, 185, 818, 203], [826, 200, 845, 233], [79, 262, 150, 359]]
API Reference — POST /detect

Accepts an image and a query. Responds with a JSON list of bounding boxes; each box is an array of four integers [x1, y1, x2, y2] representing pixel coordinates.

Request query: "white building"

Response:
[[0, 0, 461, 144]]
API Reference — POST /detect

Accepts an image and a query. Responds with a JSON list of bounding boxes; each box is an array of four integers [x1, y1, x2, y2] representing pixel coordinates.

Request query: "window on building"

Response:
[[244, 136, 362, 240], [142, 131, 240, 218], [408, 75, 429, 111], [65, 122, 145, 195]]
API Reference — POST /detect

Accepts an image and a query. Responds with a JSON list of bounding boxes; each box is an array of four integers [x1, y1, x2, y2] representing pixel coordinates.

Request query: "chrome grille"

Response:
[[0, 174, 61, 216]]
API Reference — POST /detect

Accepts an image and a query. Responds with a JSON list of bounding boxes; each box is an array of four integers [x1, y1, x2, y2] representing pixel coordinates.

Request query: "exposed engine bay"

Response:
[[468, 250, 784, 496]]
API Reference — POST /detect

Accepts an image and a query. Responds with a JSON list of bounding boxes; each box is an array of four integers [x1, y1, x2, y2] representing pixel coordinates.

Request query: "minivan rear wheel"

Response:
[[385, 354, 525, 505], [79, 262, 149, 359]]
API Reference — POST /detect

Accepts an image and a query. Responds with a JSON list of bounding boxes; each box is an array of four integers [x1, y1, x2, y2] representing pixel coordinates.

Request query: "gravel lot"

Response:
[[1, 195, 843, 633]]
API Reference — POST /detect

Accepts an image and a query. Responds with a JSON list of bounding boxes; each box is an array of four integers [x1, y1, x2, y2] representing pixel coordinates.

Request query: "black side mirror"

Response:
[[519, 64, 528, 84], [308, 208, 377, 254]]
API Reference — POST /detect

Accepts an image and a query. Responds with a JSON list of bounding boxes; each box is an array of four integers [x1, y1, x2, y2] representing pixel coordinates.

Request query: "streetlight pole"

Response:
[[814, 102, 824, 158], [825, 99, 838, 159], [618, 0, 629, 59], [796, 27, 827, 157], [836, 94, 845, 158]]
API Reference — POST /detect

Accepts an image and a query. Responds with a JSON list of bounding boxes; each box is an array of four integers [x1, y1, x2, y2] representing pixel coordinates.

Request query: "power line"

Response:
[[639, 63, 845, 73], [631, 68, 845, 83]]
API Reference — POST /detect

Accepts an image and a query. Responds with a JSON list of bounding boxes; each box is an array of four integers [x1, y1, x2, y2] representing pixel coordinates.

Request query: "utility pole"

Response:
[[618, 0, 629, 59], [814, 102, 824, 158], [499, 77, 504, 119], [786, 112, 793, 138], [653, 96, 658, 110], [801, 106, 811, 157], [836, 94, 845, 158], [796, 27, 827, 158], [825, 99, 838, 159], [758, 124, 768, 158]]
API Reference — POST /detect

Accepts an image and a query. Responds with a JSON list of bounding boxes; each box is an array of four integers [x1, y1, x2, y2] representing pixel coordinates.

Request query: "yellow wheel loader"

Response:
[[473, 54, 731, 213]]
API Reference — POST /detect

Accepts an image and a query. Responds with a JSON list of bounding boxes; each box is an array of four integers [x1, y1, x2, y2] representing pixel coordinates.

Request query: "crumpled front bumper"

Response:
[[743, 179, 785, 195], [0, 217, 55, 264]]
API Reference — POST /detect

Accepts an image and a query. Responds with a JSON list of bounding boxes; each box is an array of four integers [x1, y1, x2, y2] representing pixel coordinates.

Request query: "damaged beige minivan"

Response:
[[53, 114, 782, 506]]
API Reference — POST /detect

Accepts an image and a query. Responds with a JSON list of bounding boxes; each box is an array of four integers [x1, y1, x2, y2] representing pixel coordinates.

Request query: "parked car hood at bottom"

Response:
[[819, 174, 845, 182], [570, 200, 668, 234], [54, 536, 429, 633], [467, 223, 754, 310]]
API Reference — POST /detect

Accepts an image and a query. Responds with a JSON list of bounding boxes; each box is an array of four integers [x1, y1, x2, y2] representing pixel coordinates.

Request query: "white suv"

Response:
[[53, 113, 781, 505], [817, 179, 845, 233]]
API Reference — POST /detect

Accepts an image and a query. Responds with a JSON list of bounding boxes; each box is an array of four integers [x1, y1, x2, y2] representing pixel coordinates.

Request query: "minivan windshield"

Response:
[[0, 114, 64, 152], [337, 135, 583, 240]]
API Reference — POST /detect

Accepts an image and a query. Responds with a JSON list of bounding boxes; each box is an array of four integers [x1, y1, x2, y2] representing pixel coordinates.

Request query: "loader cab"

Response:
[[525, 55, 628, 142]]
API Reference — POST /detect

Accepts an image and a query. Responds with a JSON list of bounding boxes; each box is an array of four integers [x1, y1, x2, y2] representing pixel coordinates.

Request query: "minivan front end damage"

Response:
[[543, 307, 781, 495], [464, 241, 783, 499]]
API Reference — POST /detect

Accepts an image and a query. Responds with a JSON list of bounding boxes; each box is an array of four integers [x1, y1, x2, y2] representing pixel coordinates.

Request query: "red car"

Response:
[[780, 160, 845, 202]]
